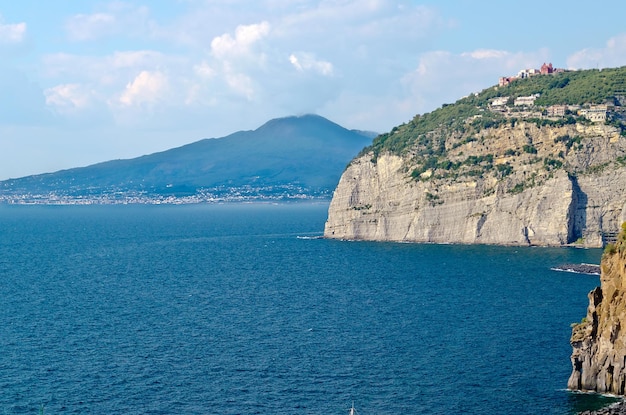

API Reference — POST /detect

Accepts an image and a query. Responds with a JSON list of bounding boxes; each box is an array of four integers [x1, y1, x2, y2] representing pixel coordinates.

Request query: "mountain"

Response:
[[325, 66, 626, 247], [0, 114, 374, 204]]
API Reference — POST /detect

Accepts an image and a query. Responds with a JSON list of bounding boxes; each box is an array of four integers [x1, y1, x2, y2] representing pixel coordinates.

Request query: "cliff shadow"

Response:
[[568, 174, 588, 243]]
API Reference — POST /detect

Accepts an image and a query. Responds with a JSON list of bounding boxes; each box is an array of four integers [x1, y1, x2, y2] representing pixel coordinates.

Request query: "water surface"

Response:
[[0, 203, 608, 414]]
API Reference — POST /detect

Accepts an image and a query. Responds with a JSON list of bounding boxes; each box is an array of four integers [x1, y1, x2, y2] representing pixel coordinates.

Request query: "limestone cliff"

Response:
[[326, 67, 626, 246], [568, 224, 626, 394], [325, 122, 626, 247]]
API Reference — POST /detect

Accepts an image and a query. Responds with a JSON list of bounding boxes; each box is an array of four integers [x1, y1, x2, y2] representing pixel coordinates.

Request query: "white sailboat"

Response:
[[349, 401, 358, 415]]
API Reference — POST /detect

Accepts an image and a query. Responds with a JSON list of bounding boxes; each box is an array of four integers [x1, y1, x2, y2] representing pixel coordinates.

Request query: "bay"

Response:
[[0, 203, 611, 414]]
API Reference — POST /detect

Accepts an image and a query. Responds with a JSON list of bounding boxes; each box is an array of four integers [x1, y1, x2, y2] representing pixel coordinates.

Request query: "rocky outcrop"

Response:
[[568, 224, 626, 394], [579, 401, 626, 415], [325, 122, 626, 247]]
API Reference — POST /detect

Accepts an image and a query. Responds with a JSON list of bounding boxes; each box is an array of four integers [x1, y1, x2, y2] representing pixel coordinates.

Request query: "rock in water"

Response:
[[553, 263, 601, 275], [569, 223, 626, 394], [579, 400, 626, 415]]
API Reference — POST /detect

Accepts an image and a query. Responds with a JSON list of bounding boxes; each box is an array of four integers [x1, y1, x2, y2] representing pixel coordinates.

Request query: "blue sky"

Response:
[[1, 0, 625, 179]]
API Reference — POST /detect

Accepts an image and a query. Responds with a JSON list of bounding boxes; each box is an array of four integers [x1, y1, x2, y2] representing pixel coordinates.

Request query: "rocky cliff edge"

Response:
[[325, 122, 626, 247], [569, 223, 626, 394]]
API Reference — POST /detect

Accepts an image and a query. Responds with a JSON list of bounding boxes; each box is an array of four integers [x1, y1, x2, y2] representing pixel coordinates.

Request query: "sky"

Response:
[[1, 0, 626, 180]]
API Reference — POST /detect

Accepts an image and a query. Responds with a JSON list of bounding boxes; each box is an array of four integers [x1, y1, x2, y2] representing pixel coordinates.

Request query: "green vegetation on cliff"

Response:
[[360, 66, 626, 195], [366, 66, 626, 160], [474, 66, 626, 107]]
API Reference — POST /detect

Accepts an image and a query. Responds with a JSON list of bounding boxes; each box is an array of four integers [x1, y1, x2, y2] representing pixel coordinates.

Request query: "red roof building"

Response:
[[540, 62, 554, 75], [499, 76, 516, 87]]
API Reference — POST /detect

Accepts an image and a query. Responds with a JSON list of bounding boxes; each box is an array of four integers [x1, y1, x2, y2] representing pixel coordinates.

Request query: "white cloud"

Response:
[[289, 53, 333, 76], [65, 13, 116, 41], [349, 48, 547, 129], [0, 19, 26, 43], [193, 61, 215, 79], [36, 3, 559, 136], [208, 22, 272, 99], [119, 70, 169, 107], [42, 49, 214, 116], [276, 1, 445, 46], [224, 70, 255, 100], [42, 50, 167, 82], [313, 46, 552, 134], [567, 34, 626, 70], [64, 4, 152, 42], [44, 84, 93, 113], [32, 2, 548, 137], [38, 1, 449, 130], [405, 49, 549, 98], [110, 50, 166, 70], [211, 21, 270, 59], [462, 49, 509, 60]]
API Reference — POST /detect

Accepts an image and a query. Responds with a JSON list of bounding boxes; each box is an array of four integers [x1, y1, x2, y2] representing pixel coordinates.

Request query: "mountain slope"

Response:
[[0, 114, 373, 202]]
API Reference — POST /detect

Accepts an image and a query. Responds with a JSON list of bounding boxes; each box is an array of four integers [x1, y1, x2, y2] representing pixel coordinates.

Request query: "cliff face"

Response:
[[325, 122, 626, 247], [568, 226, 626, 394]]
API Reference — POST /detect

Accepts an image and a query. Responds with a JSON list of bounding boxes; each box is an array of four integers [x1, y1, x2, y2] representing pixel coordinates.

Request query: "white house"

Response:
[[514, 94, 540, 106]]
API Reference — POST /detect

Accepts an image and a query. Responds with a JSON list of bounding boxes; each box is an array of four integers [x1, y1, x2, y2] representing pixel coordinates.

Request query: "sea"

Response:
[[0, 202, 618, 415]]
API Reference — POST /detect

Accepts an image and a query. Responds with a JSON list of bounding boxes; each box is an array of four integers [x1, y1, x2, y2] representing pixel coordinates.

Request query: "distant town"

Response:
[[0, 184, 330, 205]]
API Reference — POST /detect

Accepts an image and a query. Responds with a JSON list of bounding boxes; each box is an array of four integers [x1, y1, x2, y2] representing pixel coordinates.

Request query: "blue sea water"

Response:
[[0, 203, 616, 414]]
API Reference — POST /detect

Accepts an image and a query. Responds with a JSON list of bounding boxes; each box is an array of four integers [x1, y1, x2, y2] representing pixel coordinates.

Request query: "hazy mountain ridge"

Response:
[[0, 114, 373, 204]]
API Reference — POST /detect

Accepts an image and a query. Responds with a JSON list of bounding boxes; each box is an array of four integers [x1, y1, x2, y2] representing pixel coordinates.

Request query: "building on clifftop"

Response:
[[514, 94, 540, 107], [547, 105, 567, 117], [579, 105, 608, 123], [498, 63, 565, 86], [540, 62, 554, 74]]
